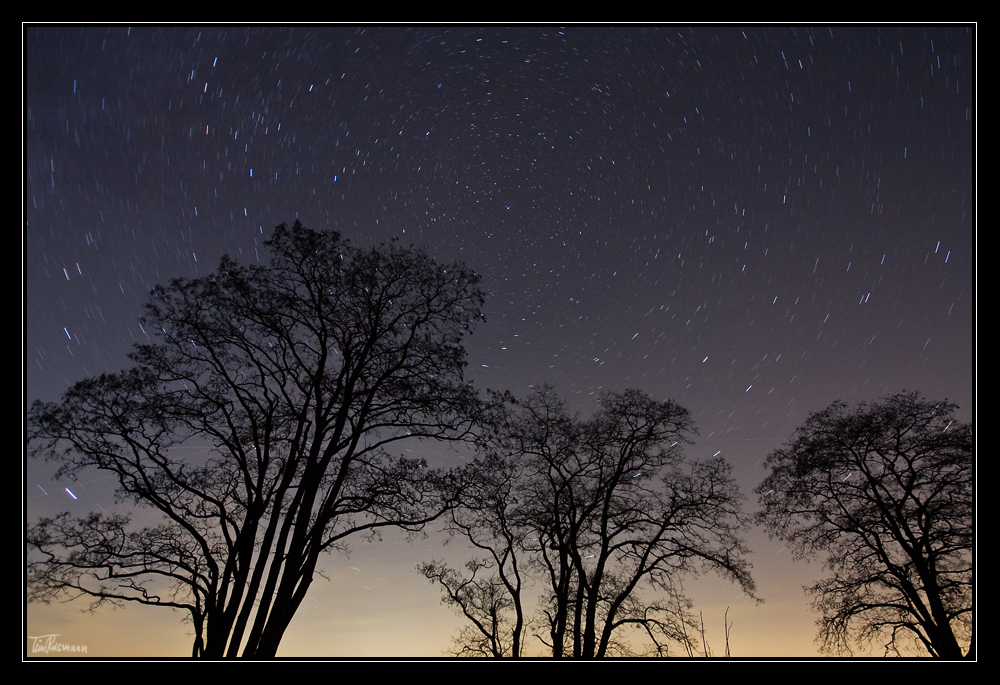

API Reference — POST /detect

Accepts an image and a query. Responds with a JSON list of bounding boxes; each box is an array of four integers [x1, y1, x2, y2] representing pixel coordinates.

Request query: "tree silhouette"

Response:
[[419, 443, 528, 657], [755, 393, 973, 658], [27, 222, 485, 657], [423, 387, 756, 657]]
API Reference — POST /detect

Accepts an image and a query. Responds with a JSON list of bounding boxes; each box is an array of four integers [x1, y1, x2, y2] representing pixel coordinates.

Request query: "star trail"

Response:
[[24, 25, 974, 657]]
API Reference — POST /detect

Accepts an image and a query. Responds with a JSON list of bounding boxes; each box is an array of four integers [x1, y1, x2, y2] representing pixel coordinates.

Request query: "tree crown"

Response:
[[755, 392, 973, 657], [27, 222, 486, 657]]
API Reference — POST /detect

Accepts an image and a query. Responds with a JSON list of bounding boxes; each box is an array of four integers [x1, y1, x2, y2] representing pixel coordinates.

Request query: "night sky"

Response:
[[24, 26, 974, 658]]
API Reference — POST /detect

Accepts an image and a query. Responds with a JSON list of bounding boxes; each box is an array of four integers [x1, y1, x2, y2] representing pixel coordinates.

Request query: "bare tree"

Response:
[[424, 387, 757, 657], [755, 393, 973, 658], [27, 222, 485, 657], [418, 447, 528, 657], [419, 559, 523, 657]]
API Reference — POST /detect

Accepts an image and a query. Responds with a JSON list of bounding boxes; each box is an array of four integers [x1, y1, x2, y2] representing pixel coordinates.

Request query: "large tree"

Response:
[[422, 387, 756, 657], [755, 393, 973, 658], [27, 221, 485, 657]]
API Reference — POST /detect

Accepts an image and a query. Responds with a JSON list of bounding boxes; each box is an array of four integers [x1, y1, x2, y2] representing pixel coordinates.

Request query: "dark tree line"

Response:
[[26, 223, 973, 658]]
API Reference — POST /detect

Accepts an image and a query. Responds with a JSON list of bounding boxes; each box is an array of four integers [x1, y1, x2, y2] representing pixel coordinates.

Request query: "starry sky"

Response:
[[24, 25, 974, 658]]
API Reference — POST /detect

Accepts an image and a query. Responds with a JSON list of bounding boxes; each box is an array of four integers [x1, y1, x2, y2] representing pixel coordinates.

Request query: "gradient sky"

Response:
[[24, 25, 974, 658]]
